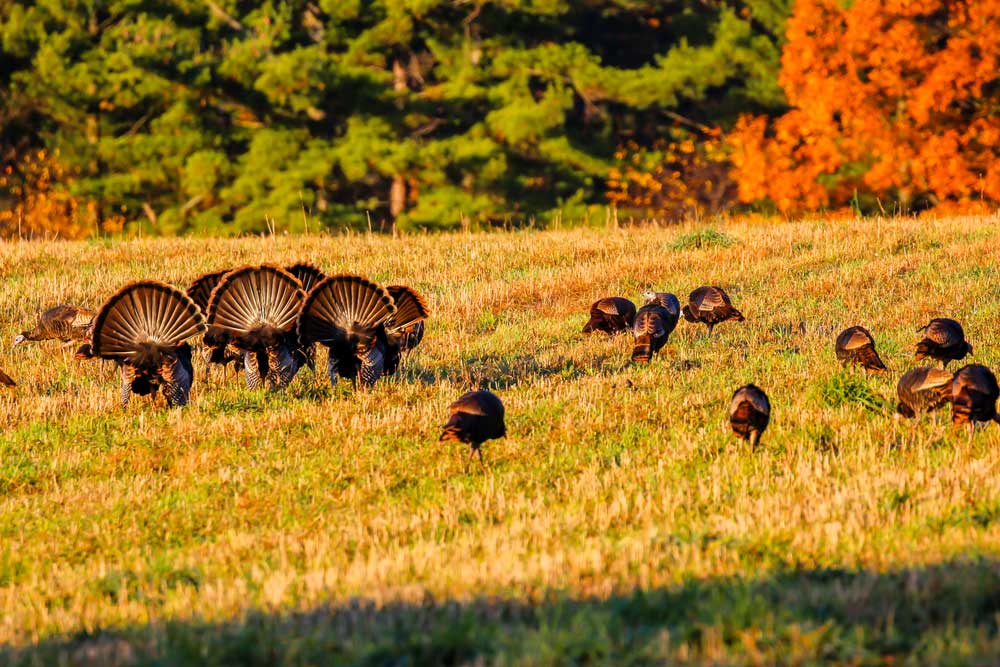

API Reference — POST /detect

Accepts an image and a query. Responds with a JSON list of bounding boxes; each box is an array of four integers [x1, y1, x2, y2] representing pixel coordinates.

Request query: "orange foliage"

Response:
[[729, 0, 1000, 214], [607, 130, 735, 221], [0, 149, 91, 239]]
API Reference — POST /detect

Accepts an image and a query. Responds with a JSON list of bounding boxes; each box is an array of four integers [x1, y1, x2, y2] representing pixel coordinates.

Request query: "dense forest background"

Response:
[[0, 1, 997, 238]]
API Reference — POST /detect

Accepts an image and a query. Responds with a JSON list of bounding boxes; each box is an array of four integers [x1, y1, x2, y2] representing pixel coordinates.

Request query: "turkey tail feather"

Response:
[[206, 265, 305, 344], [298, 274, 396, 346], [186, 269, 230, 315], [91, 281, 205, 360], [386, 285, 429, 334], [286, 263, 326, 294]]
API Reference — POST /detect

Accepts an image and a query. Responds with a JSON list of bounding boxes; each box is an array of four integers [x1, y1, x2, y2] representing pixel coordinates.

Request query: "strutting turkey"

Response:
[[631, 294, 679, 362], [187, 269, 242, 377], [951, 364, 1000, 431], [835, 326, 887, 373], [15, 305, 94, 347], [681, 286, 744, 336], [384, 285, 429, 374], [582, 297, 636, 335], [206, 265, 308, 390], [729, 384, 770, 447], [297, 274, 398, 388], [896, 367, 952, 418], [915, 318, 972, 368], [440, 390, 506, 463], [89, 281, 205, 408]]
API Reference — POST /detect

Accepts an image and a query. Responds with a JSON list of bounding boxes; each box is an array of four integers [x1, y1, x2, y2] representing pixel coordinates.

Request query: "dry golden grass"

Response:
[[1, 215, 1000, 664]]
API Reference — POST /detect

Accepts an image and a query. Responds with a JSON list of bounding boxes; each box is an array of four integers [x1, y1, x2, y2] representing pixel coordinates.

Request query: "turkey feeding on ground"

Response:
[[896, 367, 953, 418], [729, 384, 770, 448], [835, 326, 887, 373], [631, 295, 679, 362], [440, 390, 506, 463], [950, 364, 1000, 432], [14, 305, 94, 347], [682, 286, 744, 336], [915, 318, 972, 368], [187, 269, 242, 378], [582, 297, 636, 335], [384, 285, 430, 373]]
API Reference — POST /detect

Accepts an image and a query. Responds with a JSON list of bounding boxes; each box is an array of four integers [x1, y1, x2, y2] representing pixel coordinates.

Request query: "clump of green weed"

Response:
[[815, 371, 887, 412], [670, 229, 736, 250]]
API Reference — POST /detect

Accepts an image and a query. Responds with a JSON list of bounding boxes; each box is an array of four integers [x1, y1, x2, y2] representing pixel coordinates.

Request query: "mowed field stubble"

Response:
[[3, 215, 1000, 665]]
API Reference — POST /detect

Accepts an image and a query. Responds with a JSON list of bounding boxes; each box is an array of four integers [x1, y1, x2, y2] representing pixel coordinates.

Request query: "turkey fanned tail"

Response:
[[91, 281, 205, 407], [206, 265, 306, 389], [298, 274, 396, 387]]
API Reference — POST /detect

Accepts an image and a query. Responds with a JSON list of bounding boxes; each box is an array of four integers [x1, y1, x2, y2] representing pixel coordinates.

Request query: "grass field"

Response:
[[2, 215, 1000, 665]]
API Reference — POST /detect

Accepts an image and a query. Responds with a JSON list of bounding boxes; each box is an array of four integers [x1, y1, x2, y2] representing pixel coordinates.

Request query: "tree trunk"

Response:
[[390, 58, 408, 221]]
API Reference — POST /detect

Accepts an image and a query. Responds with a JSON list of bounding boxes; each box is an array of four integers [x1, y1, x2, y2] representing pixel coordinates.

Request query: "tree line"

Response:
[[0, 1, 995, 238]]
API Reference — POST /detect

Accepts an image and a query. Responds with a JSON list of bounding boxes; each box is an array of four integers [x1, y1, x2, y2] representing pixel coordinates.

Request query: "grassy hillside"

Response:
[[2, 216, 1000, 665]]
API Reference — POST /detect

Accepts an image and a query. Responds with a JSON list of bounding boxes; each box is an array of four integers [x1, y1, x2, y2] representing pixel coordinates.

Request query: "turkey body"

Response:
[[14, 305, 94, 345], [298, 274, 399, 388], [916, 318, 971, 368], [682, 286, 744, 335], [896, 367, 953, 418], [384, 285, 430, 375], [631, 302, 677, 362], [582, 297, 636, 335], [729, 384, 770, 447], [90, 281, 206, 408], [440, 390, 506, 462], [835, 326, 887, 372], [206, 265, 307, 390], [951, 364, 1000, 427]]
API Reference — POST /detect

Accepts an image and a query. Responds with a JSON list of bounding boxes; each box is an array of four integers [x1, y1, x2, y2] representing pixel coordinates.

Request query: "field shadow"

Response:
[[6, 557, 1000, 665]]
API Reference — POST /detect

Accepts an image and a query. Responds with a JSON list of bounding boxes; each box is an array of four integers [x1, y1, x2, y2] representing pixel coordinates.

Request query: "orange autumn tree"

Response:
[[0, 149, 91, 239], [730, 0, 1000, 214]]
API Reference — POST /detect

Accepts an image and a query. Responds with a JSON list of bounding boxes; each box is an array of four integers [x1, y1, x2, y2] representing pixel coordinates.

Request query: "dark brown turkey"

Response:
[[0, 366, 15, 387], [682, 286, 744, 336], [206, 265, 308, 390], [286, 263, 326, 294], [582, 297, 636, 335], [14, 305, 94, 346], [915, 318, 972, 368], [298, 274, 398, 388], [384, 285, 429, 373], [440, 390, 506, 463], [729, 384, 770, 447], [951, 364, 1000, 430], [187, 269, 242, 377], [835, 326, 887, 373], [90, 281, 206, 408], [631, 296, 679, 362], [896, 367, 953, 418]]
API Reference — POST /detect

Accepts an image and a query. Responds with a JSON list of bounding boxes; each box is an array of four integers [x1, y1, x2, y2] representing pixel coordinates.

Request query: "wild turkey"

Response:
[[286, 263, 326, 294], [440, 390, 506, 463], [298, 274, 397, 388], [89, 281, 205, 407], [681, 286, 744, 336], [835, 326, 887, 373], [0, 366, 15, 387], [582, 297, 636, 335], [631, 300, 677, 362], [384, 285, 429, 374], [206, 265, 307, 390], [916, 318, 972, 368], [896, 367, 953, 418], [729, 384, 770, 447], [642, 290, 681, 314], [951, 364, 1000, 429], [14, 304, 94, 346], [187, 269, 242, 377]]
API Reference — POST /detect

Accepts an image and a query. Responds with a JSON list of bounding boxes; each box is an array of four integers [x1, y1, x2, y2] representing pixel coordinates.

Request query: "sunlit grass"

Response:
[[2, 215, 1000, 664]]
